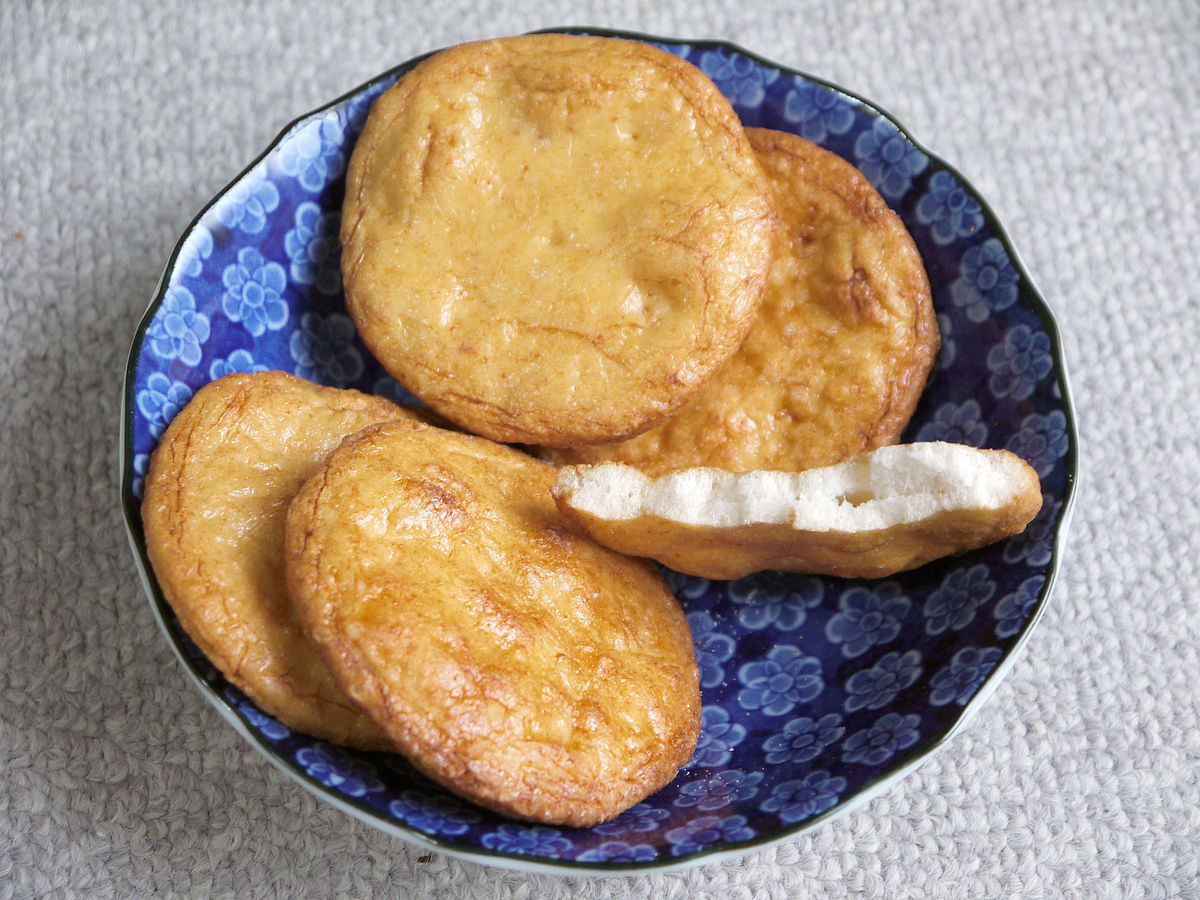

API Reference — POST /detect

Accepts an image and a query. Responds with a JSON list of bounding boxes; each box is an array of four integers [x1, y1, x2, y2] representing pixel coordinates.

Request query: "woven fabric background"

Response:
[[2, 1, 1197, 896]]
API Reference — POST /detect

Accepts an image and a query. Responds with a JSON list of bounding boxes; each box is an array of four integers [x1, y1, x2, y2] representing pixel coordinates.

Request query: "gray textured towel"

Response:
[[2, 1, 1198, 896]]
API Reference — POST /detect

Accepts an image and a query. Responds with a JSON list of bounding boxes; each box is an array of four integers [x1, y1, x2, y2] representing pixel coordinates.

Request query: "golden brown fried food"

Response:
[[546, 127, 938, 474], [341, 34, 777, 447], [284, 418, 700, 826], [141, 371, 414, 749], [552, 443, 1043, 580]]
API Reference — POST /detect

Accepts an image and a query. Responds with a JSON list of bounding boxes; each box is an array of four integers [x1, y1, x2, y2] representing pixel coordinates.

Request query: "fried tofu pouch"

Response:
[[283, 418, 700, 826], [341, 34, 777, 447], [552, 443, 1042, 580], [546, 127, 938, 474], [141, 372, 416, 749]]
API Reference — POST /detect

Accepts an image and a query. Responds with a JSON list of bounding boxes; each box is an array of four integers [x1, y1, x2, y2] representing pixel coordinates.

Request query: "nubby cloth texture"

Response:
[[1, 1, 1197, 896]]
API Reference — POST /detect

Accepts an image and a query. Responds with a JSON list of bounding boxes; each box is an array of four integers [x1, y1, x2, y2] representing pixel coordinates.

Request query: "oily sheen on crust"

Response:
[[546, 127, 939, 474], [140, 372, 414, 749], [284, 419, 700, 826], [341, 34, 777, 447]]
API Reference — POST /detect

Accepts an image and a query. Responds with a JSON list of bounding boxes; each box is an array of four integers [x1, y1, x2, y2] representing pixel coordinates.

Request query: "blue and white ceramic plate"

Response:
[[121, 29, 1078, 874]]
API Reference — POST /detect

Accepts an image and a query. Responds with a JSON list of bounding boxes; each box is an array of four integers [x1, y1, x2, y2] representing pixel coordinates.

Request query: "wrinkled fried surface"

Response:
[[284, 419, 699, 826], [141, 372, 413, 749], [342, 34, 776, 447], [552, 445, 1043, 580], [546, 127, 938, 474]]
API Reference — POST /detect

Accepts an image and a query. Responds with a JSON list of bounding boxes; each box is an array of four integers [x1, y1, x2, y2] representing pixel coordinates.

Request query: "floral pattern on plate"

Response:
[[123, 30, 1077, 873]]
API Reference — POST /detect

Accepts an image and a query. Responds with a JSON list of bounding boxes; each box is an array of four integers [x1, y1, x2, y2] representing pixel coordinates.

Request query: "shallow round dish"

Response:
[[121, 28, 1078, 874]]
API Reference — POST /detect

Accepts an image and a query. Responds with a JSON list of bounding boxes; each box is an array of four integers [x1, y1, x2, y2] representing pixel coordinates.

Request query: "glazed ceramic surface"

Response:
[[122, 29, 1077, 873]]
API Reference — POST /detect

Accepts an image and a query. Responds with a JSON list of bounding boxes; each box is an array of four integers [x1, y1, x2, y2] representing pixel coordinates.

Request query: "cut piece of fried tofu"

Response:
[[551, 442, 1043, 580]]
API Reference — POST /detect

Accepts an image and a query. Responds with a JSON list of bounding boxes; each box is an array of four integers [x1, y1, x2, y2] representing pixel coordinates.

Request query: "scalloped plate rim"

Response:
[[119, 26, 1079, 876]]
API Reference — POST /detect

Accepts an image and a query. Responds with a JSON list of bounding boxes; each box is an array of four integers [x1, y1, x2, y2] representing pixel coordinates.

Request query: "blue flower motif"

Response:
[[762, 712, 844, 765], [209, 348, 269, 380], [783, 80, 856, 142], [1003, 498, 1060, 566], [278, 113, 346, 192], [924, 564, 995, 635], [687, 706, 748, 768], [760, 771, 847, 824], [295, 745, 383, 797], [844, 650, 923, 712], [290, 312, 363, 386], [936, 313, 957, 370], [1006, 410, 1069, 478], [665, 814, 755, 856], [698, 49, 779, 108], [342, 81, 390, 132], [950, 238, 1019, 323], [216, 177, 279, 235], [285, 202, 342, 295], [372, 376, 421, 407], [915, 170, 983, 245], [238, 702, 290, 741], [576, 842, 657, 863], [675, 769, 764, 811], [131, 453, 149, 500], [842, 712, 922, 766], [825, 583, 910, 658], [177, 228, 213, 278], [651, 41, 693, 59], [987, 324, 1052, 400], [593, 803, 670, 836], [222, 247, 288, 337], [480, 825, 573, 857], [137, 372, 193, 438], [930, 646, 1003, 705], [147, 285, 210, 366], [994, 575, 1046, 638], [687, 610, 736, 689], [737, 645, 823, 715], [853, 118, 928, 199], [666, 569, 713, 601], [387, 790, 480, 836], [915, 398, 988, 446], [727, 573, 822, 631]]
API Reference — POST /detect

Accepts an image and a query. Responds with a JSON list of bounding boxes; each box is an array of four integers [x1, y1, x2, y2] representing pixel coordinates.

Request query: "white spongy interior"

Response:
[[560, 442, 1022, 531]]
